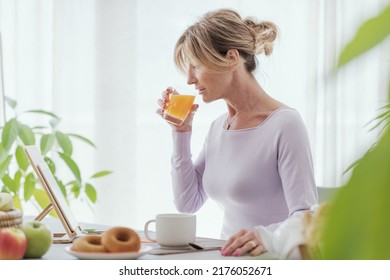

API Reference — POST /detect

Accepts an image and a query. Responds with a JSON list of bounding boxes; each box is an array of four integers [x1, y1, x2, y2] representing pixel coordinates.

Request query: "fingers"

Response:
[[156, 87, 199, 132], [156, 108, 164, 117], [221, 229, 266, 257], [221, 229, 246, 252], [157, 87, 172, 110], [177, 103, 199, 130], [161, 87, 173, 99]]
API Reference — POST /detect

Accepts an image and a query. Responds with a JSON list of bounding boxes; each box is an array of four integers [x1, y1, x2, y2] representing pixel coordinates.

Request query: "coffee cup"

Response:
[[144, 213, 196, 247]]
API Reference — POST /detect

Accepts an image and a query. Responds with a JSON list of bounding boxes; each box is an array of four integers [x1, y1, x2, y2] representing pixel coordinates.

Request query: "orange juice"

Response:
[[164, 95, 195, 125]]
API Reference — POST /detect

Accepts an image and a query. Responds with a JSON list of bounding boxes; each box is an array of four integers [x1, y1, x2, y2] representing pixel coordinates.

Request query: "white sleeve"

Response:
[[255, 212, 306, 259]]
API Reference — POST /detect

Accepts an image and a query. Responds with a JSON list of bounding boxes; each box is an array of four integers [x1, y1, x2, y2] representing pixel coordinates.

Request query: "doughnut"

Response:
[[71, 235, 107, 253], [101, 227, 140, 253]]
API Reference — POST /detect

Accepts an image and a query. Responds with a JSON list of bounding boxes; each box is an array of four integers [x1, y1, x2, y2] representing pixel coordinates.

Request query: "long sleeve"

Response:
[[276, 111, 318, 215], [256, 110, 318, 233], [171, 131, 207, 213]]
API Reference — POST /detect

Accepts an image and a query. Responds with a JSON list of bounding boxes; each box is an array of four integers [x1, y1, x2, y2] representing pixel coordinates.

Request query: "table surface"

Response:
[[32, 217, 277, 260]]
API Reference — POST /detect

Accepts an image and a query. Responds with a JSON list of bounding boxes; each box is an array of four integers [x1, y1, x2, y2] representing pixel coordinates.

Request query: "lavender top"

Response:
[[171, 107, 318, 239]]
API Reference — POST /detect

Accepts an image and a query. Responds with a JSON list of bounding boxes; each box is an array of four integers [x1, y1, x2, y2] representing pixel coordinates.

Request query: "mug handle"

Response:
[[144, 219, 156, 242]]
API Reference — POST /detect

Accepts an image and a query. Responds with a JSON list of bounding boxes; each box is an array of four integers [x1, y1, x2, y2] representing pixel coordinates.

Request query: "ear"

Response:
[[226, 49, 240, 69]]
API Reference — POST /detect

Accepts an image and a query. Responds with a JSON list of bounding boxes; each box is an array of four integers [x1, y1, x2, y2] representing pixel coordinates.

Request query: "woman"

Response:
[[156, 9, 317, 257]]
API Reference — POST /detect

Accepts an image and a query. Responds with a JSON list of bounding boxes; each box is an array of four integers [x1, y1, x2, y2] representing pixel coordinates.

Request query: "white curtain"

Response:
[[0, 0, 389, 238]]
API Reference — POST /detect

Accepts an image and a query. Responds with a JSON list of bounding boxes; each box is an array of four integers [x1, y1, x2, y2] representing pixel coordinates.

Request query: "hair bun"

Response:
[[244, 18, 278, 56]]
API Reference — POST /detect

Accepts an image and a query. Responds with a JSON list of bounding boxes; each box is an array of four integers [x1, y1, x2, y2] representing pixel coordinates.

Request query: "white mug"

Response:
[[144, 213, 196, 247]]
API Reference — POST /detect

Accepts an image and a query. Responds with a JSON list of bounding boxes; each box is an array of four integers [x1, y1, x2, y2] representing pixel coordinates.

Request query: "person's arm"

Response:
[[277, 110, 318, 218], [171, 131, 207, 213]]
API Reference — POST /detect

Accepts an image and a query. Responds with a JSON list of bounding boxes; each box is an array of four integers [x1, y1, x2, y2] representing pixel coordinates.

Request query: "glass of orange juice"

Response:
[[163, 86, 195, 125]]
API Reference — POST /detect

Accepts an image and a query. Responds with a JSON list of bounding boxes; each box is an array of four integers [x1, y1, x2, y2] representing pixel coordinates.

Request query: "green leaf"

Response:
[[58, 152, 81, 183], [12, 195, 22, 210], [14, 171, 22, 192], [4, 96, 17, 109], [0, 155, 12, 178], [0, 143, 5, 162], [17, 123, 35, 145], [15, 145, 30, 171], [85, 183, 97, 203], [40, 134, 55, 155], [32, 126, 48, 130], [49, 118, 61, 128], [23, 109, 60, 119], [55, 131, 73, 156], [90, 170, 113, 179], [55, 176, 67, 198], [1, 118, 18, 151], [33, 189, 58, 218], [44, 156, 56, 174], [71, 181, 81, 199], [338, 5, 390, 67], [67, 133, 96, 148], [2, 174, 17, 193], [24, 173, 36, 201], [323, 127, 390, 259]]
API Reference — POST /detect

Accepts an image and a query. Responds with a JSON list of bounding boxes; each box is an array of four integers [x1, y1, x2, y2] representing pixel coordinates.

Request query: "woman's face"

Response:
[[186, 63, 233, 103]]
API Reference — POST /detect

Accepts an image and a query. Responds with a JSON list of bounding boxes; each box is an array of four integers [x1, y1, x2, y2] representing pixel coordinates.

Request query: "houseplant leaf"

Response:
[[55, 131, 73, 156], [4, 96, 17, 109], [2, 174, 17, 193], [12, 194, 22, 210], [85, 183, 97, 203], [0, 155, 12, 178], [13, 171, 22, 192], [0, 143, 5, 162], [40, 133, 55, 155], [24, 109, 60, 119], [71, 181, 81, 198], [1, 118, 18, 151], [90, 170, 113, 179], [338, 5, 390, 67], [58, 152, 81, 183], [55, 176, 67, 198], [23, 173, 36, 201], [17, 123, 35, 145], [322, 127, 390, 259], [44, 156, 56, 174], [15, 145, 30, 171], [68, 133, 96, 148]]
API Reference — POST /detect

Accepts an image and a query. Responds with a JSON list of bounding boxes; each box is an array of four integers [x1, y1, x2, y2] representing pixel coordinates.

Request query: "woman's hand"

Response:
[[156, 87, 198, 132], [221, 229, 266, 257]]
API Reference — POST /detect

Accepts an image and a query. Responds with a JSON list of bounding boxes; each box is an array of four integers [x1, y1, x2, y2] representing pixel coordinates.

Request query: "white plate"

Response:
[[65, 245, 153, 260]]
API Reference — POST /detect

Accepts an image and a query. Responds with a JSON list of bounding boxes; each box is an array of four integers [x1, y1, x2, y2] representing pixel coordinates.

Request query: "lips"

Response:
[[197, 88, 206, 95]]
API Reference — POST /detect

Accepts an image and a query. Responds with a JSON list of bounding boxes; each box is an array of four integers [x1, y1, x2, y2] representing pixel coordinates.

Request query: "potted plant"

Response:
[[321, 5, 390, 259], [0, 96, 112, 215]]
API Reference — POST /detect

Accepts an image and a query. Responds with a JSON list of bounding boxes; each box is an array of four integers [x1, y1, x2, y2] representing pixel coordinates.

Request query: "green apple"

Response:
[[20, 221, 52, 258], [0, 192, 14, 211]]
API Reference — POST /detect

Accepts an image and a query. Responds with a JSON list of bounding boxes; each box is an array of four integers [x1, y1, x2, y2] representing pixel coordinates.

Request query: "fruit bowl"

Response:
[[0, 209, 23, 228]]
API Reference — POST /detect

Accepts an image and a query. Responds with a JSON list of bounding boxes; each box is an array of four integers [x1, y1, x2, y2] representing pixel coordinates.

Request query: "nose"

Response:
[[186, 67, 196, 85]]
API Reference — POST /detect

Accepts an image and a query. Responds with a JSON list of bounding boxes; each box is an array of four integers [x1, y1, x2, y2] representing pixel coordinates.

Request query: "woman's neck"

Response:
[[225, 75, 267, 115]]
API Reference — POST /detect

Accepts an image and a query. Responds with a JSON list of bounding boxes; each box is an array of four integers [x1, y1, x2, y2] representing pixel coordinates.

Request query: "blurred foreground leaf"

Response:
[[338, 5, 390, 67], [322, 126, 390, 259]]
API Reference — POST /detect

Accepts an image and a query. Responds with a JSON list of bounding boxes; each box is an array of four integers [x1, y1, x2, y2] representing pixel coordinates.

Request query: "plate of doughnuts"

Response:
[[65, 245, 153, 260], [65, 226, 153, 260]]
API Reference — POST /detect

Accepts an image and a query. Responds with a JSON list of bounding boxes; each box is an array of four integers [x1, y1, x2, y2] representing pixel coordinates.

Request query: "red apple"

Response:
[[0, 227, 27, 260]]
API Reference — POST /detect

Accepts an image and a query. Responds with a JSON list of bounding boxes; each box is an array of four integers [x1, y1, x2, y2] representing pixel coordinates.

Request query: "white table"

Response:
[[32, 217, 277, 260]]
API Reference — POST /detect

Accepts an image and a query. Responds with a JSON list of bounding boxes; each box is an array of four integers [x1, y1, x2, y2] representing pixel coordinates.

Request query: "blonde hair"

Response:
[[174, 9, 278, 73]]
